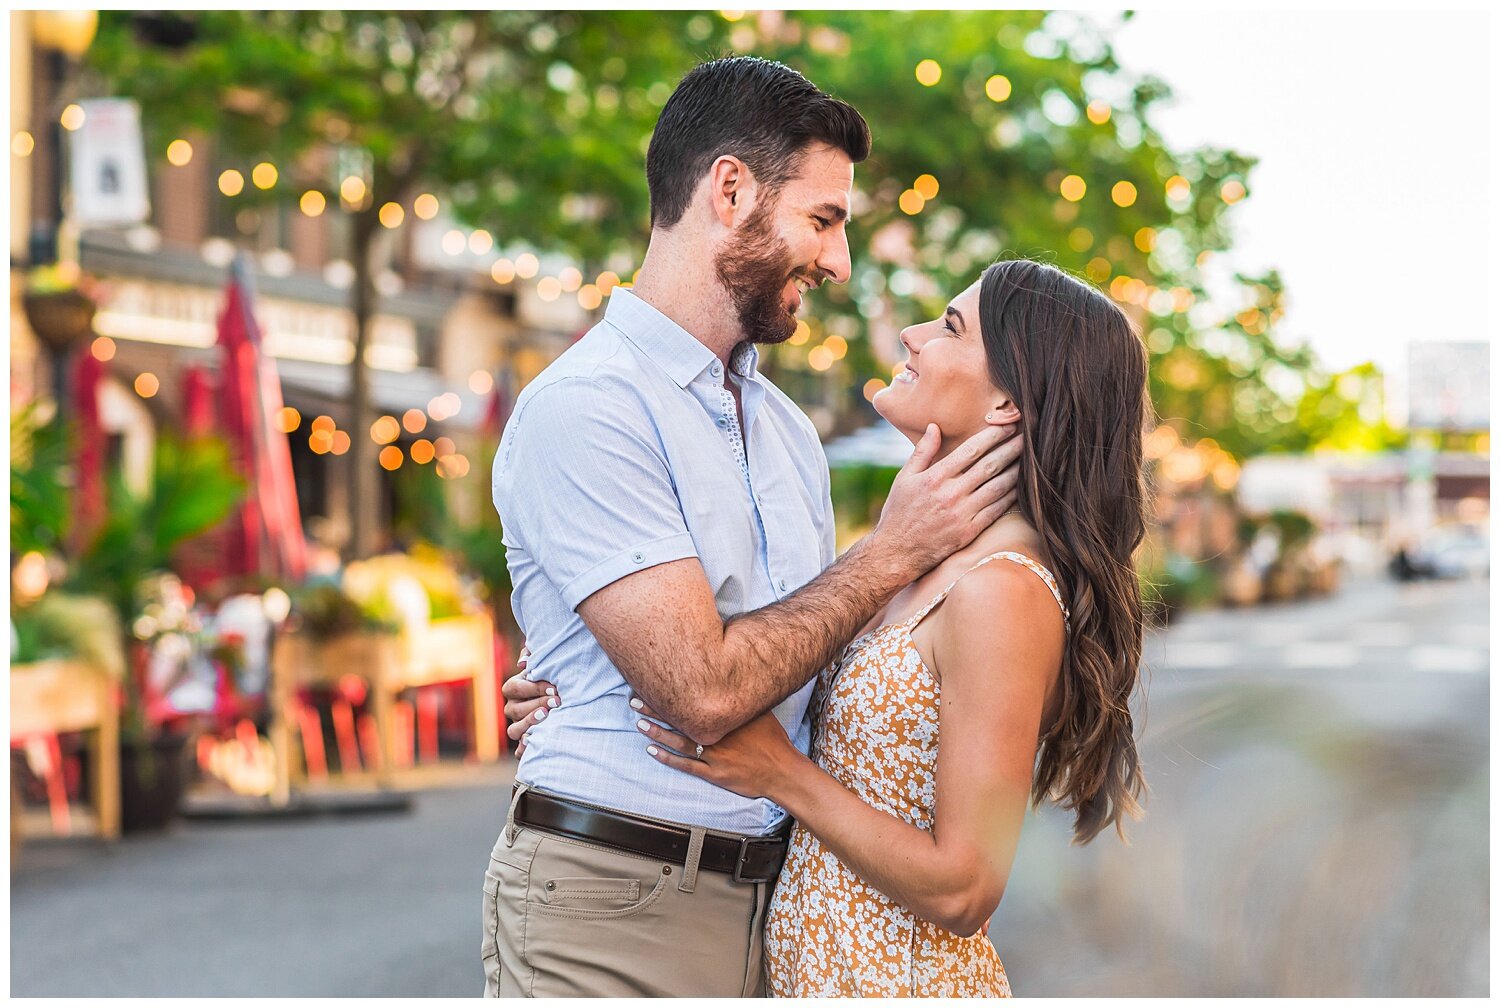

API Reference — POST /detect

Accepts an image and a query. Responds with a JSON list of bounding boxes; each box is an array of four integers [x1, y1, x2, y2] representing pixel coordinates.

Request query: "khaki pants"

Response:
[[482, 786, 775, 997]]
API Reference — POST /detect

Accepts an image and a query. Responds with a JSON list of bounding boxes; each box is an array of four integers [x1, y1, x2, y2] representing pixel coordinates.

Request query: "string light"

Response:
[[913, 174, 939, 200], [491, 258, 516, 283], [559, 267, 583, 292], [1134, 227, 1157, 253], [330, 431, 351, 455], [468, 229, 493, 255], [1059, 175, 1086, 202], [311, 415, 336, 435], [441, 229, 466, 256], [90, 336, 116, 361], [370, 416, 400, 444], [300, 190, 326, 217], [60, 104, 85, 131], [411, 439, 436, 464], [134, 373, 159, 398], [898, 189, 925, 215], [808, 347, 834, 371], [824, 334, 848, 360], [12, 131, 35, 157], [277, 406, 301, 433], [915, 59, 942, 87], [379, 446, 404, 470], [1165, 175, 1191, 201], [310, 430, 332, 455], [790, 320, 812, 346], [515, 253, 540, 279], [578, 284, 603, 310], [537, 276, 563, 301], [402, 408, 427, 434], [1111, 181, 1137, 207], [1086, 100, 1111, 125], [468, 371, 494, 395], [985, 75, 1012, 102], [219, 170, 245, 197], [413, 193, 439, 219], [863, 378, 886, 401], [379, 202, 405, 228], [340, 175, 367, 207], [252, 162, 278, 189], [596, 271, 621, 294]]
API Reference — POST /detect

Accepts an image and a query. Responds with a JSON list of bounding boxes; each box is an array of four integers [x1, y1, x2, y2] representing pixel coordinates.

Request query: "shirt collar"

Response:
[[603, 287, 761, 388]]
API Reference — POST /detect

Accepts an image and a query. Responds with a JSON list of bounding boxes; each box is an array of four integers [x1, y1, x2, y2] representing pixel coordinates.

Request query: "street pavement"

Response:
[[9, 576, 1488, 997]]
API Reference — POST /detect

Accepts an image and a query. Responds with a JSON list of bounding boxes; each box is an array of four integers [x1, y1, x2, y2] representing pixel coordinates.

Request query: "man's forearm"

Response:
[[686, 532, 916, 741]]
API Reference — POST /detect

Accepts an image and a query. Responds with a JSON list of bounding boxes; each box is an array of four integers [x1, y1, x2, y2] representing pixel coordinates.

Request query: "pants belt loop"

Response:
[[504, 782, 531, 847], [678, 826, 707, 893]]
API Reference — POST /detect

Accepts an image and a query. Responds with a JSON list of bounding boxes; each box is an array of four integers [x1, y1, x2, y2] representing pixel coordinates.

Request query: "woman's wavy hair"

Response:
[[978, 258, 1151, 844]]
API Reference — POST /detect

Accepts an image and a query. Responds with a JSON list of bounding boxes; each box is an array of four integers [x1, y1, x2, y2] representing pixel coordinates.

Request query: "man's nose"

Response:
[[817, 229, 852, 286]]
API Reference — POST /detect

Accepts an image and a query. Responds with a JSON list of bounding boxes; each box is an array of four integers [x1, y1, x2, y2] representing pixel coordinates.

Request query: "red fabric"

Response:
[[69, 348, 106, 554], [182, 365, 215, 440], [214, 267, 309, 582]]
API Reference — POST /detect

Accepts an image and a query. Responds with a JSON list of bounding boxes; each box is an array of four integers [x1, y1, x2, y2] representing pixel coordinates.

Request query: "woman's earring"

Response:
[[986, 412, 995, 421]]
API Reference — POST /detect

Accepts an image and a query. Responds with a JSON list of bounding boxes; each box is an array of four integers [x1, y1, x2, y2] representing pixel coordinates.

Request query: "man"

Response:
[[484, 56, 1021, 997]]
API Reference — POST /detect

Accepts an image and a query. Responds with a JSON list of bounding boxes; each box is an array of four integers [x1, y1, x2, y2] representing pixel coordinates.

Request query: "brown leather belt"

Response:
[[513, 787, 790, 884]]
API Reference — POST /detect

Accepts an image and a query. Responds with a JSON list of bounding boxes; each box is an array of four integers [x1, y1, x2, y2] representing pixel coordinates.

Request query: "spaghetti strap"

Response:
[[906, 551, 1070, 632]]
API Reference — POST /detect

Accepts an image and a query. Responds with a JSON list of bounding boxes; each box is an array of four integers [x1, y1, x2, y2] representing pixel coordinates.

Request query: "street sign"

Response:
[[68, 98, 151, 228]]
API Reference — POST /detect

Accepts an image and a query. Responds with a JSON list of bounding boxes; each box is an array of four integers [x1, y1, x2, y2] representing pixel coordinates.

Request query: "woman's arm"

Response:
[[642, 562, 1064, 936]]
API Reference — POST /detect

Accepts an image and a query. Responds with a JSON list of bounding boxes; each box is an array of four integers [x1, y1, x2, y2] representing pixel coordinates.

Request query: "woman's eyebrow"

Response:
[[945, 305, 967, 333]]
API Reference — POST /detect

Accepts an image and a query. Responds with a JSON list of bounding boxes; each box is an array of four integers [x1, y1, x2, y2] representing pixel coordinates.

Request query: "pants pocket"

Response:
[[480, 873, 501, 996]]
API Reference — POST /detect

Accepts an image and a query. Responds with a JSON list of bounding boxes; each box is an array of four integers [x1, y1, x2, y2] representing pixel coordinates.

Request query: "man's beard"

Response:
[[713, 197, 812, 347]]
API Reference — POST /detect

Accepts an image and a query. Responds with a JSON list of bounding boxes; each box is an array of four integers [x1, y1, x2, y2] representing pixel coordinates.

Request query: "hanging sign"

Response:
[[68, 98, 151, 228]]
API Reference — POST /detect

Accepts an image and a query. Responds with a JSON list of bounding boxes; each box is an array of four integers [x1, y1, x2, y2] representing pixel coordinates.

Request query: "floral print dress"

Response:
[[764, 551, 1070, 998]]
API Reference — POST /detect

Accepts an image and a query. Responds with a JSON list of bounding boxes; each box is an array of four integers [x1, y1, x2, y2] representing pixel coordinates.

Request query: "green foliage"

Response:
[[289, 583, 394, 642], [829, 464, 901, 532], [11, 406, 73, 558], [67, 437, 247, 622], [10, 593, 126, 681]]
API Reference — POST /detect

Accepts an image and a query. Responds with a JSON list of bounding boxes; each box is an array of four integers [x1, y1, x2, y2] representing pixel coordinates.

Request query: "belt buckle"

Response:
[[733, 836, 780, 884]]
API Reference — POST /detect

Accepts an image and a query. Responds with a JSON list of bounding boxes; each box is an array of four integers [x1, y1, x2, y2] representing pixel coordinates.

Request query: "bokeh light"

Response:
[[252, 162, 278, 189], [218, 170, 245, 197], [915, 59, 942, 86], [1060, 175, 1087, 202], [299, 190, 326, 216], [985, 75, 1012, 102], [166, 138, 192, 166], [134, 373, 159, 398]]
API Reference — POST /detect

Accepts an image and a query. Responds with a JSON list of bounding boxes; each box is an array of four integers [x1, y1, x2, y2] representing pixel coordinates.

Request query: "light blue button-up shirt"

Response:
[[492, 288, 837, 834]]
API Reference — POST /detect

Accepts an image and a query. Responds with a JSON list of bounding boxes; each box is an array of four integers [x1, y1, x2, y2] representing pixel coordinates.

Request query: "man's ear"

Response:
[[708, 154, 754, 228], [984, 398, 1021, 426]]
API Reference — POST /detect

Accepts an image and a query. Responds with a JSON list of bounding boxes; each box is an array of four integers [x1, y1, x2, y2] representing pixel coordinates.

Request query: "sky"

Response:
[[1079, 9, 1492, 388]]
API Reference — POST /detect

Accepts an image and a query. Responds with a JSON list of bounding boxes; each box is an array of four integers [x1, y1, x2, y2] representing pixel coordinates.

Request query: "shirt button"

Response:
[[777, 578, 788, 592], [710, 363, 722, 378], [632, 551, 645, 564], [716, 416, 729, 428]]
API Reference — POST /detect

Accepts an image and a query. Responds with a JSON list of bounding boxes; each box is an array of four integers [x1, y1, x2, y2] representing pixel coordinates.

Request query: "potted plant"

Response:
[[21, 264, 103, 409]]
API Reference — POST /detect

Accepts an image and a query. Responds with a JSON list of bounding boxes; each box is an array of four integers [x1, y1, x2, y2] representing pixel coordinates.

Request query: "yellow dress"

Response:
[[764, 551, 1069, 998]]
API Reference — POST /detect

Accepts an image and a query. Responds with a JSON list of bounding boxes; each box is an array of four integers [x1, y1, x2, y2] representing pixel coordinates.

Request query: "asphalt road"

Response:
[[10, 577, 1488, 996]]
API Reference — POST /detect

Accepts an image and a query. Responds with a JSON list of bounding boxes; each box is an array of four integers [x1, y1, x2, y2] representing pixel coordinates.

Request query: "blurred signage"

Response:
[[68, 98, 151, 228], [1407, 341, 1489, 431]]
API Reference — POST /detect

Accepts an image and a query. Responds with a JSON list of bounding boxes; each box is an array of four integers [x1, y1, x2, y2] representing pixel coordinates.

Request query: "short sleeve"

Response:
[[494, 378, 699, 610]]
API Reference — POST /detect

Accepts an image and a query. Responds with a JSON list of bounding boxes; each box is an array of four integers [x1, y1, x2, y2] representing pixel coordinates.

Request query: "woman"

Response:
[[508, 258, 1150, 995], [635, 258, 1150, 996]]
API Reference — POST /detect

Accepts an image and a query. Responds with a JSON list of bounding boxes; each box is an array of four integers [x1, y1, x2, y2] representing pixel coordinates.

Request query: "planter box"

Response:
[[10, 658, 121, 841], [267, 613, 500, 804]]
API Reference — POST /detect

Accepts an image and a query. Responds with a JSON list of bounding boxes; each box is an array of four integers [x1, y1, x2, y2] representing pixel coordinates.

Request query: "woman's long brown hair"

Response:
[[978, 259, 1150, 844]]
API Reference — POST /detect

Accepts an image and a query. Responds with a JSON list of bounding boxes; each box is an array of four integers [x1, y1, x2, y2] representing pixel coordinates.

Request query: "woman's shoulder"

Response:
[[930, 550, 1067, 653]]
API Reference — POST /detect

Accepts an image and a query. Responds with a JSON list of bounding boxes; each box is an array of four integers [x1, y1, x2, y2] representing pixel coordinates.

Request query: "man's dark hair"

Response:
[[646, 56, 871, 230]]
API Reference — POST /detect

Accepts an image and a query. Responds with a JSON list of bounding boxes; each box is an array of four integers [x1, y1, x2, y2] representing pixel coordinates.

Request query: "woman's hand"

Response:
[[503, 646, 558, 757], [634, 699, 808, 802]]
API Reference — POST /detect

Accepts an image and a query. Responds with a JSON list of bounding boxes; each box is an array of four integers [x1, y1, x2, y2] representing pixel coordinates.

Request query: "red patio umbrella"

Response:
[[216, 254, 308, 583], [68, 347, 105, 555]]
